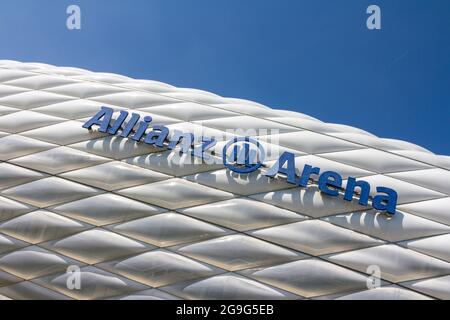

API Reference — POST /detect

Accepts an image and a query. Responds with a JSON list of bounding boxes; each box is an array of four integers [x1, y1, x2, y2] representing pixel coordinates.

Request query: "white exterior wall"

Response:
[[0, 60, 449, 300]]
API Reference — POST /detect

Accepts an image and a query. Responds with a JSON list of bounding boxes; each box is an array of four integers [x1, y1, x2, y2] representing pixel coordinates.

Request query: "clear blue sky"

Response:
[[0, 0, 448, 155]]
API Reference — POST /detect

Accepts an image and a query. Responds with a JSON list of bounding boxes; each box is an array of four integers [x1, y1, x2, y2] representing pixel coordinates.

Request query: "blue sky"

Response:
[[0, 0, 448, 155]]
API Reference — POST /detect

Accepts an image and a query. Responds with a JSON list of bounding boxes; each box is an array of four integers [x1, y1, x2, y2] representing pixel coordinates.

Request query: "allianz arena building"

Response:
[[0, 60, 449, 300]]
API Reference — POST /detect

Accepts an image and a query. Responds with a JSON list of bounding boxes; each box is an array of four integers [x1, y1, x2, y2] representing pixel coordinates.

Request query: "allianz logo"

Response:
[[83, 107, 398, 215]]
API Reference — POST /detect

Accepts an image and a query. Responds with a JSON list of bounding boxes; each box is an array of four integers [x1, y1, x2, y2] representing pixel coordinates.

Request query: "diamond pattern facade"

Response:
[[0, 60, 449, 300]]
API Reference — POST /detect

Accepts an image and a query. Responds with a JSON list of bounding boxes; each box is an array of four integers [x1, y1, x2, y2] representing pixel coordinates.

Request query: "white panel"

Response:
[[388, 168, 450, 195], [342, 175, 446, 204], [11, 146, 110, 174], [108, 212, 230, 247], [402, 275, 450, 300], [179, 198, 306, 231], [139, 102, 238, 121], [0, 246, 83, 280], [326, 244, 450, 282], [3, 177, 101, 207], [398, 197, 450, 226], [240, 259, 370, 298], [0, 90, 74, 109], [33, 266, 147, 300], [22, 120, 108, 145], [173, 234, 306, 271], [118, 178, 234, 209], [98, 249, 223, 287], [41, 229, 152, 264], [336, 286, 431, 300], [400, 234, 450, 262], [321, 149, 431, 173], [0, 210, 89, 243], [276, 131, 364, 154], [50, 193, 166, 226], [194, 116, 298, 136], [0, 135, 56, 161], [0, 163, 46, 190], [61, 161, 170, 191], [162, 274, 298, 300], [0, 110, 64, 133], [186, 169, 294, 196]]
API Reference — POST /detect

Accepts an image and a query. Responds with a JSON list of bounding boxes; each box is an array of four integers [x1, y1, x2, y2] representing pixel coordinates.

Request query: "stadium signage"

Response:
[[83, 107, 398, 215]]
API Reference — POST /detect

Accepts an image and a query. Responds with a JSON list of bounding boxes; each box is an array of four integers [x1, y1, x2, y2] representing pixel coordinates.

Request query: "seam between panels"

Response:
[[0, 64, 448, 172], [0, 119, 69, 136]]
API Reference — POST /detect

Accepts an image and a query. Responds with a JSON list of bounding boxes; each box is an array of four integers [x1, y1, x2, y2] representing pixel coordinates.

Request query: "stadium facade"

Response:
[[0, 60, 449, 300]]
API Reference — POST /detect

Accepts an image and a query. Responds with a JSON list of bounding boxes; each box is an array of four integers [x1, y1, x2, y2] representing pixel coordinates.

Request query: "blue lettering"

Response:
[[265, 151, 297, 184], [82, 106, 113, 132], [373, 187, 398, 215], [344, 177, 371, 206], [120, 113, 140, 138], [299, 165, 320, 187], [144, 125, 169, 147], [318, 171, 342, 196], [108, 110, 129, 135], [131, 116, 153, 141]]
